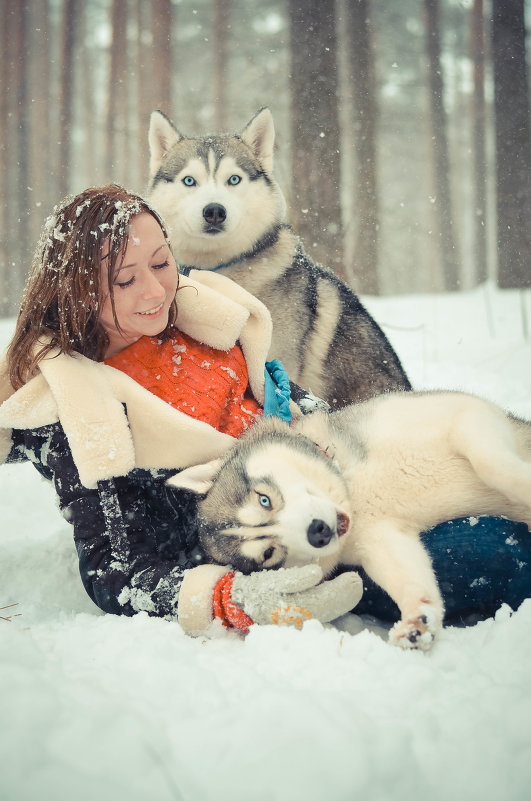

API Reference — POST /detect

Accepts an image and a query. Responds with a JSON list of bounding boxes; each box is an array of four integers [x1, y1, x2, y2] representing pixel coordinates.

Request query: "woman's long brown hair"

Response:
[[6, 185, 178, 389]]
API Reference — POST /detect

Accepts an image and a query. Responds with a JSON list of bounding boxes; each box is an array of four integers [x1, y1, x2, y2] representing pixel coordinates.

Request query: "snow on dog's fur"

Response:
[[147, 107, 410, 408], [169, 391, 531, 650]]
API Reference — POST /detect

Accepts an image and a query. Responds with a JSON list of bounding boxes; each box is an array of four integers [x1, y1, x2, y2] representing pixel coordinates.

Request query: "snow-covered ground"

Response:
[[1, 282, 531, 801]]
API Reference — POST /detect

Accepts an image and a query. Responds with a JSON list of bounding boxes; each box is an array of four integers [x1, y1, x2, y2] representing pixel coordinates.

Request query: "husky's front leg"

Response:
[[357, 523, 444, 650]]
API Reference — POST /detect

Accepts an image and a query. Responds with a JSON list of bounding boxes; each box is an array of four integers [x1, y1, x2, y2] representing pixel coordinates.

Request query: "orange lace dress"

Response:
[[105, 331, 262, 438]]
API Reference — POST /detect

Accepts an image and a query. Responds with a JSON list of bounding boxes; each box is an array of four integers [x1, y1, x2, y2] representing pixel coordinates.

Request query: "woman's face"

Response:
[[99, 212, 178, 358]]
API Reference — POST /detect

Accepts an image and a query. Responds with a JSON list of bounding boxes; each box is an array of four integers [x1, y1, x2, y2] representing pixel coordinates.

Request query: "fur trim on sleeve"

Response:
[[0, 352, 235, 487], [175, 273, 251, 350], [0, 356, 12, 462], [184, 270, 272, 405], [177, 564, 229, 635]]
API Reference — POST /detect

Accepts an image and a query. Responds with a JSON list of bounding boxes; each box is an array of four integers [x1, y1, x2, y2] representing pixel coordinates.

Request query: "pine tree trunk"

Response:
[[470, 0, 487, 285], [424, 0, 461, 291], [492, 0, 531, 289], [79, 2, 97, 187], [151, 0, 173, 116], [28, 0, 52, 249], [137, 0, 153, 190], [214, 0, 230, 131], [346, 0, 379, 294], [5, 1, 30, 311], [0, 8, 10, 314], [288, 0, 344, 277], [105, 0, 127, 183], [57, 0, 79, 199]]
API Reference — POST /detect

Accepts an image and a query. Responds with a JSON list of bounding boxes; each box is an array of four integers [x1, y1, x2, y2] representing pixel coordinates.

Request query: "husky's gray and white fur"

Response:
[[169, 392, 531, 649], [147, 108, 411, 408]]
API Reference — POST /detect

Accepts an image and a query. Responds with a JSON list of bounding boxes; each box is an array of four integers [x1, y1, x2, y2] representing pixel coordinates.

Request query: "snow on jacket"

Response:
[[0, 270, 291, 633]]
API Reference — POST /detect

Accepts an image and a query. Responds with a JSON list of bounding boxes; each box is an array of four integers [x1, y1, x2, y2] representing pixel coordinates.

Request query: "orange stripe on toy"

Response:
[[212, 572, 254, 632], [270, 605, 312, 629]]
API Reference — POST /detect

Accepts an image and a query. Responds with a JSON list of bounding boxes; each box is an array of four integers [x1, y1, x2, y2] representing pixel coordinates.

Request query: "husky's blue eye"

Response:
[[258, 493, 271, 509], [182, 176, 196, 187], [228, 174, 241, 186]]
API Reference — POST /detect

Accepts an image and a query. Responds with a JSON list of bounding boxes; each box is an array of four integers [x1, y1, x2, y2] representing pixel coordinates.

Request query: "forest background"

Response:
[[0, 0, 529, 318]]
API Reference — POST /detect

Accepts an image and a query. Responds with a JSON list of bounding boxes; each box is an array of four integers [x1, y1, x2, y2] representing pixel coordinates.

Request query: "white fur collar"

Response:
[[0, 272, 271, 487]]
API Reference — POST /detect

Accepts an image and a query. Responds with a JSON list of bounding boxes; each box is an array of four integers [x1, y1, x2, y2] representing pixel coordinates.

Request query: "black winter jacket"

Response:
[[8, 422, 206, 618]]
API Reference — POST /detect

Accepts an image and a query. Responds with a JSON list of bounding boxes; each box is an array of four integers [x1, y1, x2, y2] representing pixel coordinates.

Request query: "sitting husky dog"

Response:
[[169, 391, 531, 650], [147, 107, 411, 408]]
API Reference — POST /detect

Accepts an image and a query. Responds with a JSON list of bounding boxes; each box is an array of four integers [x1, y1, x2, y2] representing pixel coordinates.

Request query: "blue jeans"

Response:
[[355, 517, 531, 624]]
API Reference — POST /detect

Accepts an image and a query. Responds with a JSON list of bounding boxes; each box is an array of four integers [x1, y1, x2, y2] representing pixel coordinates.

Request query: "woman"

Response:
[[0, 185, 361, 634], [1, 185, 528, 635]]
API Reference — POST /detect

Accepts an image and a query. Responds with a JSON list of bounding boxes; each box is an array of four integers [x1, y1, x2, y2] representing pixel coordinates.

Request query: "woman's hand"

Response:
[[214, 565, 363, 631]]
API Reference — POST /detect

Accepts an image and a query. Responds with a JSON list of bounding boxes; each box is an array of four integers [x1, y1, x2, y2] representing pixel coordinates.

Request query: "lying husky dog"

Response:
[[169, 391, 531, 650], [147, 107, 411, 408]]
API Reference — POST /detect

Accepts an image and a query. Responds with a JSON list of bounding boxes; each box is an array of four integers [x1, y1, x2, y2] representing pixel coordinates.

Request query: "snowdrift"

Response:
[[2, 284, 531, 801]]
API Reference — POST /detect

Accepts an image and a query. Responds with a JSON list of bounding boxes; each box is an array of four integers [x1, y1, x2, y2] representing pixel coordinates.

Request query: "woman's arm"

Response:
[[14, 421, 219, 619], [9, 423, 364, 633]]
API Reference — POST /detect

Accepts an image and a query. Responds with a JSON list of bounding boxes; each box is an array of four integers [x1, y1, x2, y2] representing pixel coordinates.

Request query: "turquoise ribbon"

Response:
[[264, 359, 292, 423]]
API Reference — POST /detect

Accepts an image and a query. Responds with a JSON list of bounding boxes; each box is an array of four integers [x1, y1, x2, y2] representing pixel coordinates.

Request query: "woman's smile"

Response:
[[136, 301, 165, 317]]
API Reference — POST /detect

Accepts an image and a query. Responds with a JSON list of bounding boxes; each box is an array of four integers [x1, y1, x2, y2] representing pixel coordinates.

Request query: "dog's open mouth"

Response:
[[337, 511, 350, 537]]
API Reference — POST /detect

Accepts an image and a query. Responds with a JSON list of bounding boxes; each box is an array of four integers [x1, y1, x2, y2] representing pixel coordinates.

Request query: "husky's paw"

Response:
[[388, 605, 441, 651]]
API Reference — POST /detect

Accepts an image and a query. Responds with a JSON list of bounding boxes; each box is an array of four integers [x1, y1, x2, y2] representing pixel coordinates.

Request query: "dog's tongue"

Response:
[[337, 511, 350, 537]]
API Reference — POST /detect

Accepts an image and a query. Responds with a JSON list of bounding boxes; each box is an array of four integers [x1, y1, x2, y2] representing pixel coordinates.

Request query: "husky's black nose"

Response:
[[203, 203, 227, 226], [307, 519, 334, 548]]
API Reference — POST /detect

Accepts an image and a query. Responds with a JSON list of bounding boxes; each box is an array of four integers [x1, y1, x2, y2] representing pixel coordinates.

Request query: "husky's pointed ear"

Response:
[[241, 107, 275, 175], [148, 110, 182, 177], [167, 459, 222, 495]]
